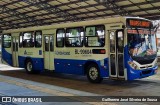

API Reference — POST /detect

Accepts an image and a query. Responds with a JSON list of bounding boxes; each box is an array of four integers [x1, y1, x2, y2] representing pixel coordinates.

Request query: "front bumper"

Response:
[[127, 66, 158, 80]]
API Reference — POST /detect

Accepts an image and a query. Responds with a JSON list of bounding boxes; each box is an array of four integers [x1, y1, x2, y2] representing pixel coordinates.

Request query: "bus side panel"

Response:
[[2, 48, 13, 66], [98, 58, 109, 78], [18, 56, 44, 71], [18, 56, 26, 68], [54, 58, 109, 77], [32, 58, 44, 71], [54, 59, 85, 75]]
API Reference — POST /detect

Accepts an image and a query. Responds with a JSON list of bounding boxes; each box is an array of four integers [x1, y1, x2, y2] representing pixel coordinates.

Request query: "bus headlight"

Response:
[[128, 61, 138, 70], [154, 62, 158, 67]]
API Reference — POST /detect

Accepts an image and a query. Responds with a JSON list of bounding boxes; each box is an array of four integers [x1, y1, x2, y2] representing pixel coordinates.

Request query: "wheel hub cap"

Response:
[[89, 67, 98, 80], [27, 62, 32, 71]]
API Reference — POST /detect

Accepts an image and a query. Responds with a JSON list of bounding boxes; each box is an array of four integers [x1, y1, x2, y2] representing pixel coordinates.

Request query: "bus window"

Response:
[[23, 32, 34, 47], [50, 36, 54, 51], [45, 36, 49, 51], [19, 32, 23, 47], [85, 25, 105, 47], [66, 27, 84, 47], [117, 31, 124, 53], [2, 34, 11, 48], [35, 31, 42, 47], [110, 32, 115, 53], [56, 29, 65, 47]]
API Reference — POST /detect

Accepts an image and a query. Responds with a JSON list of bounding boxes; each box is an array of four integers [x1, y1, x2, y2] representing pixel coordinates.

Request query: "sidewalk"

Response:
[[0, 74, 116, 105], [0, 63, 24, 71]]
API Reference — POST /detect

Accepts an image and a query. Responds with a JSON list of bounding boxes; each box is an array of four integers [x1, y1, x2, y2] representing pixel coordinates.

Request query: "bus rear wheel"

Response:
[[86, 64, 103, 83], [25, 60, 33, 74]]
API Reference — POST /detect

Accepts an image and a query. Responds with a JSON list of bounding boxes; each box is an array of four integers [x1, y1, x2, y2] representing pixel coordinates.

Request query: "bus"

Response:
[[1, 16, 159, 83]]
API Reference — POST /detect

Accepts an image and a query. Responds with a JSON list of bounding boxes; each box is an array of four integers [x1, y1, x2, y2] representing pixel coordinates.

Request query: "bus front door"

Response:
[[12, 36, 19, 67], [109, 30, 126, 80], [44, 35, 54, 70]]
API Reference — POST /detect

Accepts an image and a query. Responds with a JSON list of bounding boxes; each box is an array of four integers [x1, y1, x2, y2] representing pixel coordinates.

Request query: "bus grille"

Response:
[[140, 65, 152, 69], [138, 59, 154, 65], [142, 70, 152, 75]]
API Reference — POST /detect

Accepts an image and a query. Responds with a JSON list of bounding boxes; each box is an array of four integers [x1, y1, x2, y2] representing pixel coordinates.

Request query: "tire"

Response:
[[86, 64, 103, 83], [25, 59, 33, 74]]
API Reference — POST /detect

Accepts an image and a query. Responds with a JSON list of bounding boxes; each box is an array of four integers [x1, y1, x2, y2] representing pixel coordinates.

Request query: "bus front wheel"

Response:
[[25, 60, 33, 74], [86, 64, 103, 83]]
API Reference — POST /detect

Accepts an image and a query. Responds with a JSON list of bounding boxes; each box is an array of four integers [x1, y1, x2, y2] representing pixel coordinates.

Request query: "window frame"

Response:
[[65, 27, 84, 47], [56, 28, 65, 47], [85, 25, 105, 47]]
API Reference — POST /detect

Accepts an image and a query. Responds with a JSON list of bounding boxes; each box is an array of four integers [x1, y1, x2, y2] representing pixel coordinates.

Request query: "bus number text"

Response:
[[75, 49, 92, 54]]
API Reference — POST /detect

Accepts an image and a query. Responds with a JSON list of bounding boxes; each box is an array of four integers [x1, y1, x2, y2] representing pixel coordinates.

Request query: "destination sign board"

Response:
[[126, 19, 152, 28]]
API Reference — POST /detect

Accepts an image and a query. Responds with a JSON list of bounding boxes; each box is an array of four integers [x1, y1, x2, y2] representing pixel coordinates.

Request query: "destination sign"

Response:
[[127, 19, 152, 28]]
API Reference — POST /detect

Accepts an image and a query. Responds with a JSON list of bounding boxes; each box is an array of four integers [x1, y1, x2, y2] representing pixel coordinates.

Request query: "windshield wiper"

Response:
[[153, 23, 159, 32]]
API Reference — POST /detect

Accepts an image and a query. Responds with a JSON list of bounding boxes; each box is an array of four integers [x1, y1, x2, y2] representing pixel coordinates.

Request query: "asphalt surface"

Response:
[[0, 62, 160, 105]]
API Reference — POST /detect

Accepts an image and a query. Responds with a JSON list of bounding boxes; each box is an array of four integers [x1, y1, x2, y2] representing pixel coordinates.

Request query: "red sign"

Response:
[[129, 20, 150, 27]]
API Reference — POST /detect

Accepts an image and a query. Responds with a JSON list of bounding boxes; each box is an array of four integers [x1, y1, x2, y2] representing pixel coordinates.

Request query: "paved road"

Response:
[[0, 63, 160, 105]]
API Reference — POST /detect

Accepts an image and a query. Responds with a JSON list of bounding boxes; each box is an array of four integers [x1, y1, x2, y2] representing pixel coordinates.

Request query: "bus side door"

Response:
[[109, 29, 126, 80], [12, 36, 19, 67], [44, 35, 54, 70]]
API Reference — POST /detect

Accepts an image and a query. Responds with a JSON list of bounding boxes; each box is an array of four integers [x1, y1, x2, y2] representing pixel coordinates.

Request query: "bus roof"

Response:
[[2, 16, 150, 34]]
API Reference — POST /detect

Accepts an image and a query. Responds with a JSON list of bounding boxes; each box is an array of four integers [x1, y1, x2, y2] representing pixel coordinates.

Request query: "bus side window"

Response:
[[117, 31, 123, 53], [50, 36, 54, 51], [66, 27, 84, 47], [85, 25, 105, 47], [110, 32, 115, 53], [65, 37, 71, 47], [35, 31, 42, 47], [19, 32, 23, 47], [56, 29, 65, 47], [45, 36, 49, 51], [2, 34, 11, 48], [23, 32, 34, 47]]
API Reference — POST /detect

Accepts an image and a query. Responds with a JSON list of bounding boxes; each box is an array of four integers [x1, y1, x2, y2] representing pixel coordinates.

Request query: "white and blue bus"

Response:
[[1, 17, 158, 83]]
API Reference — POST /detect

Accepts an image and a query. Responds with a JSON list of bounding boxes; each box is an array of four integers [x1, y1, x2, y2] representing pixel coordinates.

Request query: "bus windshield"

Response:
[[127, 29, 157, 62]]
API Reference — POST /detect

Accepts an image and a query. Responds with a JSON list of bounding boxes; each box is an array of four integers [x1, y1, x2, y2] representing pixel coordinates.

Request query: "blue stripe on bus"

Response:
[[1, 47, 109, 77], [54, 58, 109, 77], [2, 48, 12, 66], [2, 46, 157, 80], [54, 59, 86, 75]]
